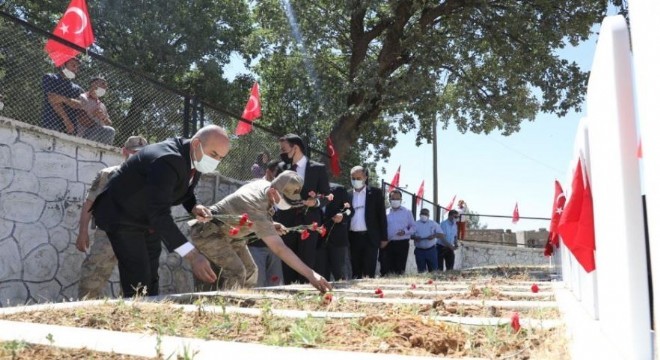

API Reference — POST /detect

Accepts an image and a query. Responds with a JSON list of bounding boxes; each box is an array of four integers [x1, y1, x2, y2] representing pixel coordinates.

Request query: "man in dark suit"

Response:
[[315, 184, 351, 280], [347, 166, 388, 279], [92, 125, 228, 297], [275, 134, 331, 284]]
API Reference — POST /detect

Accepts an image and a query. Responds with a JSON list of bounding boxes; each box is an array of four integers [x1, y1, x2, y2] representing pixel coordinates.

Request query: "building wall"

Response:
[[0, 117, 242, 306]]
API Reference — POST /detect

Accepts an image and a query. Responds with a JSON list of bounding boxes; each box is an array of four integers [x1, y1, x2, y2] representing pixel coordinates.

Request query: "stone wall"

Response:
[[455, 242, 548, 269], [464, 228, 549, 248], [0, 117, 243, 306]]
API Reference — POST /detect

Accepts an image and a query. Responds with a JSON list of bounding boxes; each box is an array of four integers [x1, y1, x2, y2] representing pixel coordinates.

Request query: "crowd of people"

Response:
[[72, 124, 462, 299]]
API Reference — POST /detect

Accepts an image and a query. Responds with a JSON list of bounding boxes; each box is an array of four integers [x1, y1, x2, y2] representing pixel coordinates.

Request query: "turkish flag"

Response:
[[44, 0, 95, 67], [416, 180, 425, 206], [446, 195, 456, 211], [557, 159, 596, 273], [235, 82, 261, 136], [388, 165, 401, 192], [543, 180, 566, 256], [512, 202, 520, 224], [326, 137, 340, 177]]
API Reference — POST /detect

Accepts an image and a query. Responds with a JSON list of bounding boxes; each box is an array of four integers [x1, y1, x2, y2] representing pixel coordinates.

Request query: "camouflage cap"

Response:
[[271, 170, 303, 206], [124, 135, 148, 151]]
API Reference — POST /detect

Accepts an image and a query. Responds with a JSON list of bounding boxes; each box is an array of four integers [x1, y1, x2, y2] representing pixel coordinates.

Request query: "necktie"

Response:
[[291, 164, 298, 171]]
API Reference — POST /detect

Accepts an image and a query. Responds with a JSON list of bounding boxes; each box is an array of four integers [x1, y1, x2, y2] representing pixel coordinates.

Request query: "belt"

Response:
[[389, 238, 410, 241], [350, 230, 368, 234], [416, 246, 435, 250]]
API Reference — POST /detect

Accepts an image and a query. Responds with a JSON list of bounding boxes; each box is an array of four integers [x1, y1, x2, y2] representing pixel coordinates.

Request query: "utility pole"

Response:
[[432, 114, 438, 206]]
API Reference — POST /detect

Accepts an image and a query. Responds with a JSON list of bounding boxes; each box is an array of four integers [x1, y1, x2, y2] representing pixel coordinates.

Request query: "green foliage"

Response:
[[253, 0, 622, 171], [466, 209, 487, 230]]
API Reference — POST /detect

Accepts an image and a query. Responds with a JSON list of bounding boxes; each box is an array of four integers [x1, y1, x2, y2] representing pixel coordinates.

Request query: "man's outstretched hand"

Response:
[[185, 249, 217, 283]]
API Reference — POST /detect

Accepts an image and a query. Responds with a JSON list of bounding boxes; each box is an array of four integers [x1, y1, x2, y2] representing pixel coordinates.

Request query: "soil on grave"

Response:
[[173, 293, 560, 319], [0, 341, 148, 359], [0, 302, 567, 359]]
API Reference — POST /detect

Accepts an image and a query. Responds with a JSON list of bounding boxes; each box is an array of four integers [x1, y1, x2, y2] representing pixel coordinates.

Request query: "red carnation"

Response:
[[377, 293, 384, 298], [239, 213, 249, 226], [323, 293, 333, 304], [375, 288, 383, 295], [531, 284, 539, 293], [311, 222, 319, 231], [511, 312, 521, 332], [410, 284, 417, 290], [300, 230, 310, 240], [426, 279, 434, 285], [271, 275, 280, 283], [228, 227, 240, 236], [318, 225, 327, 237]]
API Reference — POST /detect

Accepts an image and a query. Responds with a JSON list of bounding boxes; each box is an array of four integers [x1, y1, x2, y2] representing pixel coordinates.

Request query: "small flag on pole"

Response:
[[512, 202, 520, 224], [416, 180, 425, 206], [44, 0, 95, 66], [235, 82, 261, 136], [388, 165, 401, 192]]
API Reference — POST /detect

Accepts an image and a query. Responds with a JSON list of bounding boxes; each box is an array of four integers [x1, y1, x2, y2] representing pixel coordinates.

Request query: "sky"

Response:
[[225, 12, 616, 232], [377, 34, 600, 231]]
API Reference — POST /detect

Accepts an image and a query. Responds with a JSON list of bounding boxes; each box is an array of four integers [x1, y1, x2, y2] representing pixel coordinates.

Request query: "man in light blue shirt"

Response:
[[412, 208, 442, 273], [383, 190, 415, 275], [438, 210, 459, 271]]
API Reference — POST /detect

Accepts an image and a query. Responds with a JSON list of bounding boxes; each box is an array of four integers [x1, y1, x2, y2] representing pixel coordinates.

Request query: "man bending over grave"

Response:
[[189, 170, 331, 293]]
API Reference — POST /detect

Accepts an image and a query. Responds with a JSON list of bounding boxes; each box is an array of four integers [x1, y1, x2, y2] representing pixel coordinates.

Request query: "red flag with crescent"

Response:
[[512, 202, 520, 224], [236, 82, 262, 136], [543, 180, 566, 256], [446, 195, 456, 211], [388, 165, 401, 192], [416, 180, 425, 206], [326, 137, 340, 177], [45, 0, 95, 67], [557, 158, 595, 272]]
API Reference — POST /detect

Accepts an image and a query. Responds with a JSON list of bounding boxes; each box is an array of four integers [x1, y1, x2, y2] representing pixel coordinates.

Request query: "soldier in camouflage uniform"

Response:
[[191, 171, 332, 292], [76, 136, 148, 299]]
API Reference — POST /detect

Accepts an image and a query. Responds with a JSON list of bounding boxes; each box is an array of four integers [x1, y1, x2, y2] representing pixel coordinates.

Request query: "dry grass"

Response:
[[0, 340, 148, 359]]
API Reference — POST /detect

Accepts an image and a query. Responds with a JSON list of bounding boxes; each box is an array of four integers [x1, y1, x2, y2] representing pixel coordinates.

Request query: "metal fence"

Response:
[[0, 12, 292, 182]]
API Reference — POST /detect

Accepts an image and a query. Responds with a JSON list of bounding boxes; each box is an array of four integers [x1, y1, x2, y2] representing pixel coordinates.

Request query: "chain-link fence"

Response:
[[0, 12, 297, 182]]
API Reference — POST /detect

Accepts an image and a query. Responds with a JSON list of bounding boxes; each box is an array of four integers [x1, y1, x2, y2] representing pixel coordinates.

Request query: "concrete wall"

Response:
[[0, 117, 242, 306], [465, 228, 549, 248]]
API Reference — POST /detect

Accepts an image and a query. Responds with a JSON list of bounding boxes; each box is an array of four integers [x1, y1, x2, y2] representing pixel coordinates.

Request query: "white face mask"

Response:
[[193, 142, 220, 173], [95, 88, 106, 97], [420, 215, 429, 222], [390, 200, 401, 208], [276, 192, 292, 210], [62, 68, 76, 79], [351, 179, 365, 189], [0, 102, 4, 111]]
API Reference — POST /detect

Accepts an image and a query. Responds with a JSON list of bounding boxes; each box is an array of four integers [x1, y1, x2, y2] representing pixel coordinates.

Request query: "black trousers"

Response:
[[281, 230, 318, 284], [107, 228, 162, 297], [315, 246, 348, 281], [349, 231, 378, 279], [437, 245, 455, 271], [382, 240, 410, 275]]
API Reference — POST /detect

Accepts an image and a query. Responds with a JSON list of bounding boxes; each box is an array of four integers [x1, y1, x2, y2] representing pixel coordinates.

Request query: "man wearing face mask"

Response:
[[42, 57, 84, 135], [437, 210, 460, 271], [50, 76, 115, 145], [190, 171, 331, 292], [275, 134, 331, 284], [92, 125, 228, 297], [411, 208, 442, 273], [347, 166, 388, 279], [76, 136, 148, 299], [383, 190, 416, 275]]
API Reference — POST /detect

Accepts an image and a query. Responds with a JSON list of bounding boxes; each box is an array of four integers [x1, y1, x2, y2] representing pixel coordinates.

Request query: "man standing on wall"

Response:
[[92, 125, 227, 297]]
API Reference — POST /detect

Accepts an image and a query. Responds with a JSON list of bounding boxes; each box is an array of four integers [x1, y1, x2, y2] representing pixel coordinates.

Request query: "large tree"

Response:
[[254, 0, 625, 163]]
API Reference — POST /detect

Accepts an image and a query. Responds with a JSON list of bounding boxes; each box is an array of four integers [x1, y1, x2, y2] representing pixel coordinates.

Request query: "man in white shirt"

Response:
[[347, 166, 387, 278]]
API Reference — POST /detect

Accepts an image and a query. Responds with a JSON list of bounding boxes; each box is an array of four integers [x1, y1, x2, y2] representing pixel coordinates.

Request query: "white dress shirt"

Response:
[[350, 186, 368, 231]]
